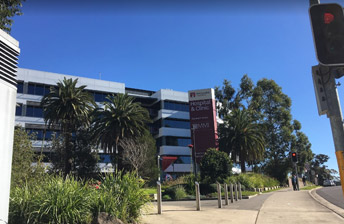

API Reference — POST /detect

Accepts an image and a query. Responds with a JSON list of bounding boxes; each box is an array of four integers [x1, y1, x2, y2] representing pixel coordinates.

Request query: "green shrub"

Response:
[[223, 173, 280, 190], [9, 171, 150, 224], [93, 171, 150, 223], [200, 183, 217, 195], [9, 175, 93, 224], [183, 174, 200, 195], [174, 185, 187, 200], [200, 148, 233, 183], [162, 194, 172, 200]]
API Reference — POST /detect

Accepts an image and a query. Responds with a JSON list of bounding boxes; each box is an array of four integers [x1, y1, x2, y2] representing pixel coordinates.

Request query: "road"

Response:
[[316, 186, 344, 209], [142, 188, 344, 224]]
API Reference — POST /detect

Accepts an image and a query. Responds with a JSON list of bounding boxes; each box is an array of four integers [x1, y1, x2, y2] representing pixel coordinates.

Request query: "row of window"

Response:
[[16, 105, 44, 117], [156, 136, 192, 147], [17, 82, 112, 103], [163, 118, 190, 129], [26, 128, 60, 140], [166, 136, 191, 147], [164, 101, 189, 112], [37, 152, 112, 163]]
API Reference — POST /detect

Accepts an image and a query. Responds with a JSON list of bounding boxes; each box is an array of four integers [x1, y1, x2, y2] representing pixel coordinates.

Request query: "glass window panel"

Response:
[[95, 92, 103, 102], [26, 106, 34, 117], [17, 82, 23, 93], [44, 86, 50, 95], [35, 84, 44, 95], [34, 107, 43, 117], [28, 84, 35, 95], [45, 130, 52, 140], [99, 154, 112, 163], [15, 105, 22, 116]]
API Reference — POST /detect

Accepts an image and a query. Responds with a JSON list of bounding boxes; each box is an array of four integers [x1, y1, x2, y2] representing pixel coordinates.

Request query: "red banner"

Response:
[[188, 89, 218, 163]]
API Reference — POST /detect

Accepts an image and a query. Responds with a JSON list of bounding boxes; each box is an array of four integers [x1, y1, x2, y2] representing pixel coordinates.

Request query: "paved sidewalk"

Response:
[[256, 189, 344, 224], [141, 189, 344, 224]]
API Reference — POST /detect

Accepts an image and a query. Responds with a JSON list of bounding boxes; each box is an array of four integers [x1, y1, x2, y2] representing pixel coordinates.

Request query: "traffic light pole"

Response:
[[312, 65, 344, 196]]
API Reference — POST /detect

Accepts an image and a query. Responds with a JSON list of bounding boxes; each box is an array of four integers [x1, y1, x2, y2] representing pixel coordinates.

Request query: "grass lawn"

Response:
[[300, 185, 319, 190], [143, 188, 157, 195]]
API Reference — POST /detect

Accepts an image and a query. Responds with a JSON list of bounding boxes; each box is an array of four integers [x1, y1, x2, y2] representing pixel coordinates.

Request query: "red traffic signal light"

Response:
[[291, 152, 298, 163], [309, 3, 344, 65]]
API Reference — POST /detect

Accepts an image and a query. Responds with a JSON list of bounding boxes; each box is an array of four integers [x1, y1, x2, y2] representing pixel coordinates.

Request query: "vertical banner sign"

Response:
[[188, 88, 218, 163]]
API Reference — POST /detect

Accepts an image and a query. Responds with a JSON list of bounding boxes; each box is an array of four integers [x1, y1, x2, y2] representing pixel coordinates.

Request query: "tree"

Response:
[[119, 130, 158, 181], [215, 74, 254, 117], [290, 121, 313, 175], [41, 78, 95, 175], [11, 126, 45, 187], [219, 109, 265, 172], [0, 0, 25, 33], [215, 75, 314, 183], [92, 93, 151, 169], [200, 148, 233, 183], [310, 153, 334, 185]]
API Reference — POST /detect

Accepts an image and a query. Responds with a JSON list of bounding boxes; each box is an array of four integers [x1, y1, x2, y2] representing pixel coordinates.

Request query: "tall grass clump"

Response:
[[93, 170, 150, 223], [224, 173, 280, 190], [9, 175, 93, 224]]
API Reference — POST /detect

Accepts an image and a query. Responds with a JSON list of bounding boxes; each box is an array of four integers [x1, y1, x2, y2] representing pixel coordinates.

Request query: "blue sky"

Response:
[[10, 0, 344, 172]]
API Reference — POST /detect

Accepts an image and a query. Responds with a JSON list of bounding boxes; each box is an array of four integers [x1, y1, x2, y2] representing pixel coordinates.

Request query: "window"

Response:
[[164, 101, 189, 112], [99, 154, 112, 163], [26, 128, 60, 140], [16, 104, 22, 116], [26, 106, 43, 117], [28, 83, 52, 96], [17, 81, 24, 93], [175, 156, 192, 164], [165, 136, 191, 147], [163, 118, 190, 129]]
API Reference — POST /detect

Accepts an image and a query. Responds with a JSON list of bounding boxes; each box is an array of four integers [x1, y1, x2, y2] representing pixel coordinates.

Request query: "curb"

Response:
[[242, 194, 258, 199], [309, 188, 344, 218]]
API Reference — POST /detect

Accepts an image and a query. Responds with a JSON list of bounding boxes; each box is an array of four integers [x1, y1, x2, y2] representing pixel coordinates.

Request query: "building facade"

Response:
[[15, 68, 193, 178]]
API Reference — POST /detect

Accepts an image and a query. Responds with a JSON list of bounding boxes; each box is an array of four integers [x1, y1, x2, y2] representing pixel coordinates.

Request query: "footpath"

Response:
[[141, 188, 344, 224]]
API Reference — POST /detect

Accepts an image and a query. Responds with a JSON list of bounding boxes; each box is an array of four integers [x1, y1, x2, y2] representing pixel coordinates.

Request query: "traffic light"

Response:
[[291, 152, 298, 163], [309, 3, 344, 65]]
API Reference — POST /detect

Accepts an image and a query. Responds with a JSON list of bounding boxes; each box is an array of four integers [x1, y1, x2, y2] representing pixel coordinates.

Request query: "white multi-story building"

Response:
[[15, 68, 193, 178]]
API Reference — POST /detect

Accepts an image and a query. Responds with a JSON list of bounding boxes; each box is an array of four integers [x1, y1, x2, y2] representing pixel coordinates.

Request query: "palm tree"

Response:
[[92, 93, 151, 169], [41, 77, 95, 175], [219, 109, 265, 173]]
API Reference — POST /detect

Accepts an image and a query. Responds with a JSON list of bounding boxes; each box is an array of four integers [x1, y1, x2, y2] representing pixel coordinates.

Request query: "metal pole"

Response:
[[195, 181, 201, 211], [224, 183, 229, 205], [157, 155, 161, 182], [217, 182, 222, 208], [294, 163, 300, 191], [192, 127, 197, 176], [313, 65, 344, 196], [325, 71, 344, 195], [157, 181, 162, 214], [238, 183, 242, 200], [230, 183, 234, 203]]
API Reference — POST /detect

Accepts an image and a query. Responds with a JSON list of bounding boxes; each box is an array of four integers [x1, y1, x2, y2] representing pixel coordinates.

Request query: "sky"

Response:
[[9, 0, 344, 173]]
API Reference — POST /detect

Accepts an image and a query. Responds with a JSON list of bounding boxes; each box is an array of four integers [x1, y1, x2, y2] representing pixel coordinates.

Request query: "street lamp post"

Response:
[[188, 144, 196, 176], [157, 155, 161, 182]]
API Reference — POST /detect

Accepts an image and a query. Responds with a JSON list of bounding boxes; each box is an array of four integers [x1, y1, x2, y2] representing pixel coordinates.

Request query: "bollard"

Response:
[[195, 181, 201, 211], [157, 181, 162, 214], [234, 183, 238, 201], [217, 182, 222, 208], [224, 183, 229, 205], [238, 183, 242, 200], [230, 183, 234, 203]]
